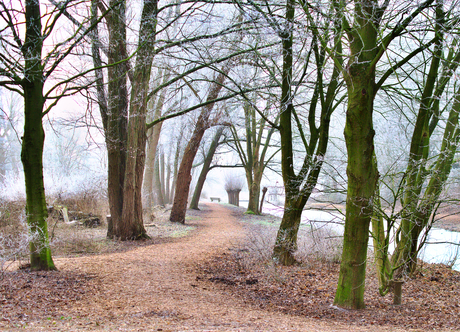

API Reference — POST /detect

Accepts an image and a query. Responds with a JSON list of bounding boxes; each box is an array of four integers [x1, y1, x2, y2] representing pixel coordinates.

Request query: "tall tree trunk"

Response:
[[169, 133, 183, 203], [170, 126, 206, 223], [371, 189, 392, 296], [21, 0, 56, 271], [143, 115, 163, 211], [160, 152, 166, 202], [143, 127, 157, 211], [106, 0, 129, 238], [190, 126, 224, 209], [273, 0, 340, 265], [143, 69, 170, 210], [392, 80, 460, 279], [116, 0, 158, 239], [232, 98, 279, 215], [164, 153, 172, 204], [334, 0, 379, 309], [90, 0, 108, 131], [153, 149, 165, 206], [332, 0, 435, 309], [335, 71, 377, 310], [391, 1, 445, 277], [170, 68, 229, 223]]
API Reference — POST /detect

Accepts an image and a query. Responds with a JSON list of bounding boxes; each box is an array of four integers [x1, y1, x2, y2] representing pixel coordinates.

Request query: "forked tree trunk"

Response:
[[272, 0, 342, 266], [333, 0, 435, 309], [390, 2, 446, 277], [233, 98, 278, 216], [273, 0, 305, 266], [21, 0, 56, 271], [392, 83, 460, 279], [110, 0, 158, 240], [118, 0, 158, 240]]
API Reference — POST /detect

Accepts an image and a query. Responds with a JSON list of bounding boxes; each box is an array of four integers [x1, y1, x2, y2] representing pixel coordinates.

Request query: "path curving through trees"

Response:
[[7, 204, 412, 331]]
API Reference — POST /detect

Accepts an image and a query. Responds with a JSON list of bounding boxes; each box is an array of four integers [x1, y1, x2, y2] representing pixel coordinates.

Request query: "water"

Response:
[[261, 202, 460, 271], [419, 228, 460, 270]]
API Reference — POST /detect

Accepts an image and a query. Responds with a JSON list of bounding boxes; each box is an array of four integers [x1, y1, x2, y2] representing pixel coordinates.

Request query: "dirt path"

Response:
[[5, 204, 410, 331]]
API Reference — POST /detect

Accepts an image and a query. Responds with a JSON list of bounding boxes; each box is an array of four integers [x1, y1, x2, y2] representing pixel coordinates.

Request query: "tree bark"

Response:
[[21, 0, 56, 270], [334, 0, 379, 309], [117, 0, 158, 240], [190, 126, 224, 209], [164, 152, 172, 204], [143, 111, 164, 210], [153, 149, 165, 206], [246, 181, 261, 214], [170, 68, 229, 223], [273, 197, 304, 265], [391, 1, 445, 277], [144, 69, 170, 209], [105, 0, 129, 238], [259, 187, 268, 213], [272, 0, 341, 266]]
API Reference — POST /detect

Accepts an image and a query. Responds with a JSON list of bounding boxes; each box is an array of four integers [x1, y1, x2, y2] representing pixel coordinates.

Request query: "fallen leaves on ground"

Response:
[[0, 269, 102, 325], [199, 252, 460, 331]]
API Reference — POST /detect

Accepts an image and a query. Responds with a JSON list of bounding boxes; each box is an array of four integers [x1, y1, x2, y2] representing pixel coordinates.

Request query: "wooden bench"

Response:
[[210, 197, 221, 202]]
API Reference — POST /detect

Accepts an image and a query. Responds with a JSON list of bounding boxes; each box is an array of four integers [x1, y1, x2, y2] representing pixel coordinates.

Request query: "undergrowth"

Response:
[[234, 211, 343, 272]]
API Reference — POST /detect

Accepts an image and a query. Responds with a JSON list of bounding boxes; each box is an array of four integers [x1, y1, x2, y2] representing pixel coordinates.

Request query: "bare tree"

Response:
[[0, 0, 104, 269], [371, 0, 460, 294], [189, 126, 226, 210], [170, 66, 230, 223], [331, 0, 436, 309]]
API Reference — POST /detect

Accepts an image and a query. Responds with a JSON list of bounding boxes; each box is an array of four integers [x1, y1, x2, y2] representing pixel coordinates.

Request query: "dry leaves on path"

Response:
[[1, 204, 458, 332]]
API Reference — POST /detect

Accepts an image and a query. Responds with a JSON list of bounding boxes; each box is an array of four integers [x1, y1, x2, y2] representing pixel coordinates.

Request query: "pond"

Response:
[[261, 203, 460, 271]]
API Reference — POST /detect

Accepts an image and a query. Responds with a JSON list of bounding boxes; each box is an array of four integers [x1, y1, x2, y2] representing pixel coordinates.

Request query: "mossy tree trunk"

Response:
[[273, 197, 304, 265], [371, 190, 392, 296], [390, 0, 452, 277], [333, 0, 380, 310], [335, 70, 378, 309], [333, 0, 435, 309], [368, 1, 460, 289], [21, 0, 56, 271]]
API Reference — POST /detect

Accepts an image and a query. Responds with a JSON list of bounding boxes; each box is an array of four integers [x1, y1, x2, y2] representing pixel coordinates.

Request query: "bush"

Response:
[[234, 216, 342, 274], [0, 210, 29, 276], [0, 199, 25, 228]]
